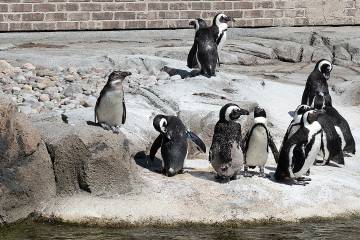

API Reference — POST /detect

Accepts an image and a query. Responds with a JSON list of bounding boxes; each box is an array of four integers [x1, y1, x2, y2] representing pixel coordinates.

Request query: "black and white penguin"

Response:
[[187, 18, 208, 69], [212, 13, 234, 66], [209, 103, 249, 182], [301, 59, 333, 107], [243, 107, 279, 177], [274, 110, 323, 184], [150, 115, 206, 177], [94, 70, 131, 133]]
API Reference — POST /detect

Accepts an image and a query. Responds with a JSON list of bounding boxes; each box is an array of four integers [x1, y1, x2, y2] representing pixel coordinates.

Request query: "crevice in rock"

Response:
[[45, 142, 58, 185]]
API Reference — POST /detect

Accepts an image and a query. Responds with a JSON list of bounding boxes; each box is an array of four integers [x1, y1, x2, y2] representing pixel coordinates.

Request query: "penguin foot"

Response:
[[178, 169, 186, 174], [258, 172, 266, 178], [294, 180, 310, 186], [243, 171, 253, 178], [215, 175, 230, 183], [100, 123, 112, 131], [296, 177, 311, 182], [111, 126, 121, 134]]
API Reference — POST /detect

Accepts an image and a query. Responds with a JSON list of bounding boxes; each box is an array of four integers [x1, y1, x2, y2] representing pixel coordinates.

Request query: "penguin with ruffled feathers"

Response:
[[275, 110, 323, 185], [187, 18, 208, 69], [243, 107, 279, 177], [209, 103, 249, 182], [150, 115, 206, 177], [93, 70, 131, 133], [301, 59, 333, 107]]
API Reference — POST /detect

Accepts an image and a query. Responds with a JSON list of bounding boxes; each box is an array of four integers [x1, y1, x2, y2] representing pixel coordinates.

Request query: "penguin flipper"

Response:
[[186, 131, 206, 153], [268, 132, 280, 164], [122, 100, 126, 124], [150, 134, 163, 161], [187, 41, 198, 68]]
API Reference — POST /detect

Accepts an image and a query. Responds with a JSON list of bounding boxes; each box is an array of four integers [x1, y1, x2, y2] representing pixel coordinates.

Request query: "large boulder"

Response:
[[0, 96, 56, 224]]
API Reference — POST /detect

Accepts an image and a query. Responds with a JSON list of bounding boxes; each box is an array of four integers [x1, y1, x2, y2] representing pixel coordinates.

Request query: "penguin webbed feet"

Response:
[[243, 166, 253, 177], [100, 123, 121, 134], [111, 126, 121, 134], [215, 174, 230, 183], [259, 166, 266, 178]]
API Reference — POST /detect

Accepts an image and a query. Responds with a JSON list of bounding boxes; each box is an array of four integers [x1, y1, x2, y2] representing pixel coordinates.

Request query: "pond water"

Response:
[[1, 218, 360, 240]]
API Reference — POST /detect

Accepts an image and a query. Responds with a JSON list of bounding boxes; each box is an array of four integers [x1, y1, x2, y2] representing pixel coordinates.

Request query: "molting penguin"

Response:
[[243, 107, 279, 177], [94, 70, 131, 133], [209, 103, 249, 182], [150, 115, 206, 177], [274, 110, 323, 185], [187, 18, 208, 69], [212, 13, 234, 66], [301, 59, 333, 107]]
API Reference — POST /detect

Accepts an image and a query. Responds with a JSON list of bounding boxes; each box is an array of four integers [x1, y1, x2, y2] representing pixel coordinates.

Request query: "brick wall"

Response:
[[0, 0, 359, 32]]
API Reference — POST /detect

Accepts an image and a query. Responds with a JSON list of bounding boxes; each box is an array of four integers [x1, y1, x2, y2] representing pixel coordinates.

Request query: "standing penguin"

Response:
[[150, 115, 206, 177], [94, 70, 131, 133], [301, 59, 333, 107], [274, 110, 323, 185], [187, 18, 208, 69], [209, 103, 249, 182], [243, 107, 279, 177], [212, 13, 234, 66]]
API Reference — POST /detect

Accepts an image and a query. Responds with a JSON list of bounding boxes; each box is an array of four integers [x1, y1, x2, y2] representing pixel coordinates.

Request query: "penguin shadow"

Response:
[[162, 66, 200, 79], [186, 170, 219, 183], [133, 151, 163, 174]]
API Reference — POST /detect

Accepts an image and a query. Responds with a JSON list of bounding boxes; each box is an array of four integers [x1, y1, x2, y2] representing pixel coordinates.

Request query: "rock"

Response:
[[237, 52, 258, 65], [67, 67, 77, 74], [349, 47, 360, 64], [333, 80, 360, 106], [36, 69, 56, 77], [44, 86, 59, 99], [0, 96, 56, 223], [274, 42, 303, 62], [0, 43, 15, 51], [312, 47, 333, 62], [82, 96, 97, 107], [156, 71, 170, 81], [302, 46, 314, 62], [64, 74, 76, 82], [334, 46, 351, 60], [0, 60, 13, 74], [36, 78, 55, 90], [232, 43, 277, 59], [220, 51, 239, 64], [22, 84, 33, 92], [22, 94, 38, 106], [11, 86, 21, 95], [12, 73, 26, 84], [39, 94, 50, 102], [23, 63, 36, 71]]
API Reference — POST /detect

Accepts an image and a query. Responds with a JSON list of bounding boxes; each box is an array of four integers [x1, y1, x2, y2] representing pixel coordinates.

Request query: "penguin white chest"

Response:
[[217, 31, 227, 52], [96, 90, 124, 126], [245, 127, 268, 167]]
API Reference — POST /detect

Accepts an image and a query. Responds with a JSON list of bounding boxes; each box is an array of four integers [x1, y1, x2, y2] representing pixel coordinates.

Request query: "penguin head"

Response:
[[108, 71, 132, 88], [289, 105, 311, 124], [253, 106, 267, 124], [213, 13, 235, 31], [315, 59, 332, 80], [189, 18, 207, 31], [302, 109, 323, 126], [220, 103, 249, 122], [153, 114, 168, 134]]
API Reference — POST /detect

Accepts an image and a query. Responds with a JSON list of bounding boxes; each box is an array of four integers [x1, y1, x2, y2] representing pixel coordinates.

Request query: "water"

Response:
[[1, 218, 360, 240]]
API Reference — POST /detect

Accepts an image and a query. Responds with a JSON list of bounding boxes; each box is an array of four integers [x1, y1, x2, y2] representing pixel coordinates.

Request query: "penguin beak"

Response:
[[288, 111, 295, 118], [239, 109, 249, 115], [121, 71, 132, 78], [189, 21, 196, 27], [224, 16, 235, 22]]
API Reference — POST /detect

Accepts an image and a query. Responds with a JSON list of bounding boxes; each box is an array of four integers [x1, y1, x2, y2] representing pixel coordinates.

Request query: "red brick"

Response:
[[23, 0, 45, 3], [168, 19, 192, 29], [159, 11, 179, 19], [0, 23, 8, 31], [234, 2, 254, 9], [67, 0, 89, 2], [346, 8, 356, 17], [22, 13, 44, 21], [294, 0, 307, 8], [33, 22, 56, 30], [0, 0, 21, 3], [0, 4, 8, 12], [147, 20, 167, 29], [274, 18, 294, 26], [45, 12, 67, 21], [56, 21, 79, 30], [102, 20, 125, 29], [192, 2, 211, 10], [345, 0, 355, 8], [125, 20, 146, 29], [92, 0, 114, 2], [80, 21, 102, 30], [80, 3, 101, 11], [68, 12, 90, 21], [244, 10, 263, 18], [126, 2, 146, 11], [114, 11, 135, 20], [212, 2, 232, 10], [9, 22, 32, 31], [10, 4, 32, 12], [254, 18, 273, 26], [34, 4, 56, 12], [233, 19, 254, 27], [148, 3, 168, 11], [136, 11, 156, 20], [224, 10, 243, 19], [264, 9, 283, 18], [285, 9, 304, 18], [92, 12, 113, 20], [294, 17, 309, 25], [103, 3, 125, 11], [179, 10, 201, 19], [255, 1, 274, 9], [169, 2, 188, 10], [57, 3, 79, 11], [3, 13, 21, 21], [275, 0, 294, 9], [201, 11, 218, 19]]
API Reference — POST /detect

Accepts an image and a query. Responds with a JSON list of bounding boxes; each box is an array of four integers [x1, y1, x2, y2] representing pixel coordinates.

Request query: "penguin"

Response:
[[212, 13, 234, 66], [242, 107, 279, 177], [150, 115, 206, 177], [94, 70, 131, 133], [274, 110, 323, 185], [209, 103, 249, 182], [187, 18, 208, 69], [301, 59, 333, 107]]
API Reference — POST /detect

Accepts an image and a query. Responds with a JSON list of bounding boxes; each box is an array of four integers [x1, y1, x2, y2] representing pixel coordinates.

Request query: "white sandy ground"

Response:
[[35, 55, 360, 225]]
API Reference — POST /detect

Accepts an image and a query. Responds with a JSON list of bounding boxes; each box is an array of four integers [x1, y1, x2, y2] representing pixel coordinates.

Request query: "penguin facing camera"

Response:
[[88, 70, 131, 134], [242, 107, 279, 177], [150, 115, 206, 177], [209, 103, 249, 183], [274, 109, 323, 185], [213, 13, 235, 66]]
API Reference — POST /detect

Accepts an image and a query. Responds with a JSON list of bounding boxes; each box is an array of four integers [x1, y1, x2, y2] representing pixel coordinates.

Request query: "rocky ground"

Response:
[[0, 27, 360, 225]]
